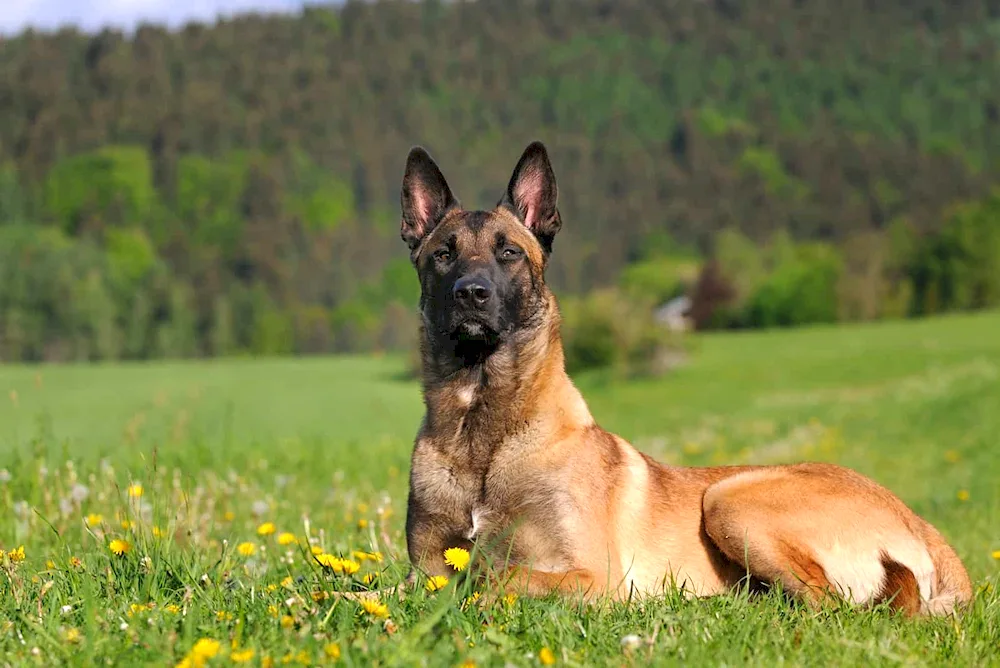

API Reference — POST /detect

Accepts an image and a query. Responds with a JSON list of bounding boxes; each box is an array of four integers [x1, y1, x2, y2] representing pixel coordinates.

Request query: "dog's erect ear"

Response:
[[499, 141, 562, 254], [401, 147, 459, 252]]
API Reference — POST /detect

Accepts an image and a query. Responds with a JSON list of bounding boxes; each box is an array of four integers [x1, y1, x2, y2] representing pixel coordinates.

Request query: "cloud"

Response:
[[0, 0, 310, 35]]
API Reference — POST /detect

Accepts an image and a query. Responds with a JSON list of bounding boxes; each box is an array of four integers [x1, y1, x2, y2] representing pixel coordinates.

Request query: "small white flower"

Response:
[[13, 500, 29, 518], [60, 605, 73, 615], [0, 469, 11, 483], [621, 634, 642, 651], [119, 622, 128, 631]]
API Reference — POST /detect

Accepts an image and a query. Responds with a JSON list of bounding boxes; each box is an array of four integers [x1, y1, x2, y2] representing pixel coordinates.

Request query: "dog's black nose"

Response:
[[454, 275, 492, 307]]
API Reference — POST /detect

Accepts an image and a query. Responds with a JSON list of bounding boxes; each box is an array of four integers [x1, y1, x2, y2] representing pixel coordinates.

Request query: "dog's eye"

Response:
[[499, 246, 522, 261], [433, 249, 452, 263]]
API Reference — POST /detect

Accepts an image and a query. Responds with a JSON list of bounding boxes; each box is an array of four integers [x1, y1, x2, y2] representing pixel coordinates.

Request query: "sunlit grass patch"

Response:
[[0, 312, 999, 664]]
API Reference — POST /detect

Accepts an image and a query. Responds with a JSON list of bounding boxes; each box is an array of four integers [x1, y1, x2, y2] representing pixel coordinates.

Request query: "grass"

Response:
[[0, 310, 998, 666]]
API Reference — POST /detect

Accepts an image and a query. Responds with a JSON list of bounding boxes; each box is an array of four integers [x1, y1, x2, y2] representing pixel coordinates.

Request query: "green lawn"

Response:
[[0, 311, 998, 666]]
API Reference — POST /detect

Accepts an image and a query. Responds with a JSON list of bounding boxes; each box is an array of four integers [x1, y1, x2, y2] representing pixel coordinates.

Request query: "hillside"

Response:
[[2, 1, 1000, 361]]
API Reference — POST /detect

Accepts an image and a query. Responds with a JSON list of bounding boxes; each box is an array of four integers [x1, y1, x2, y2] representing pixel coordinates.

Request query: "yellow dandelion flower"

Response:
[[261, 657, 274, 668], [267, 605, 279, 618], [191, 638, 221, 660], [293, 650, 310, 665], [266, 584, 277, 592], [311, 590, 328, 603], [166, 604, 181, 614], [357, 502, 369, 513], [957, 490, 970, 502], [121, 520, 134, 531], [362, 572, 378, 586], [215, 610, 233, 622], [503, 593, 518, 606], [310, 545, 323, 555], [357, 518, 369, 530], [46, 560, 55, 569], [69, 556, 82, 568], [237, 542, 256, 557], [152, 526, 164, 538], [280, 575, 293, 587], [280, 615, 295, 629], [127, 483, 143, 498], [314, 553, 342, 571], [352, 550, 369, 562], [324, 643, 341, 660], [257, 522, 276, 536], [8, 546, 25, 563], [425, 575, 449, 592], [368, 551, 384, 563], [175, 658, 192, 668], [230, 648, 255, 663], [277, 532, 296, 546], [109, 539, 131, 556], [128, 603, 150, 617], [443, 547, 470, 572], [223, 511, 235, 522], [341, 559, 361, 575], [538, 647, 556, 665], [85, 513, 104, 526], [459, 660, 476, 668], [463, 592, 481, 609], [64, 627, 82, 644], [991, 550, 1000, 560], [360, 599, 389, 618]]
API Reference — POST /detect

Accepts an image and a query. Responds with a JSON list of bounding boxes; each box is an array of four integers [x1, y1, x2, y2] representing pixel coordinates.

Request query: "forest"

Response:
[[1, 0, 999, 364]]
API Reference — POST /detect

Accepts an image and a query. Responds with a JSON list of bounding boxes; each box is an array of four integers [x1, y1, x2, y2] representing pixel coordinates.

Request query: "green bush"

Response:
[[747, 242, 843, 328], [560, 288, 685, 378], [909, 188, 1000, 315]]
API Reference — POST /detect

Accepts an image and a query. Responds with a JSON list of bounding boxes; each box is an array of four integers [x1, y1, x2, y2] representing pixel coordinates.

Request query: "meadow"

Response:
[[0, 310, 998, 667]]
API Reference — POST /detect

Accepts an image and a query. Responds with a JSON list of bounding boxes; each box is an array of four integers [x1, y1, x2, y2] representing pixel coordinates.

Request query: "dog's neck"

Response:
[[417, 299, 592, 459]]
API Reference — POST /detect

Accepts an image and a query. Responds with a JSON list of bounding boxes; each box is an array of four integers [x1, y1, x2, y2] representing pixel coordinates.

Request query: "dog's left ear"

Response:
[[499, 141, 562, 254], [401, 146, 459, 253]]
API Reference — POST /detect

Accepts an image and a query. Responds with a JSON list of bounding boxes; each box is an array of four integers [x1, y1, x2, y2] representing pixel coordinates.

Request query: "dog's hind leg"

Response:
[[701, 466, 928, 615]]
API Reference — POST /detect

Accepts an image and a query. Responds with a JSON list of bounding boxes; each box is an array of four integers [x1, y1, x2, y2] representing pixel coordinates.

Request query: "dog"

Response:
[[398, 140, 972, 616]]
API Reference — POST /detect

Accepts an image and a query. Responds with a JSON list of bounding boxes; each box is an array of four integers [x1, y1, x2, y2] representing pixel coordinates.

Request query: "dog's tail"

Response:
[[919, 526, 974, 616]]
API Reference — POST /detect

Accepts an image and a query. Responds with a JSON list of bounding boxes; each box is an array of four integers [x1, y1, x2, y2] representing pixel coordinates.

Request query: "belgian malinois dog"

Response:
[[399, 141, 972, 616]]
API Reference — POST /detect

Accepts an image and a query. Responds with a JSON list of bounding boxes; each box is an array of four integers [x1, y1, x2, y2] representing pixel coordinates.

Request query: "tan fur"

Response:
[[402, 147, 973, 618]]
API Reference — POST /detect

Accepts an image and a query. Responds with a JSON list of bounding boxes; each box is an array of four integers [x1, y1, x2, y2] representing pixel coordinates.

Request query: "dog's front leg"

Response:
[[489, 565, 599, 600]]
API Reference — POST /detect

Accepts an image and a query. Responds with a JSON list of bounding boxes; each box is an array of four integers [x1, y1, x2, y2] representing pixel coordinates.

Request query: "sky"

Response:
[[0, 0, 319, 35]]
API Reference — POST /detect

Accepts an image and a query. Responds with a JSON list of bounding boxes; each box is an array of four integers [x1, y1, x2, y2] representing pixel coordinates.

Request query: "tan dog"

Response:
[[398, 141, 972, 616]]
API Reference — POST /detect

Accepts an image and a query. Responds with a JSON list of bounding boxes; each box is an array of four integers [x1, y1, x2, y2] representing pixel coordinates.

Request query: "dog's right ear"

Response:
[[400, 147, 459, 252]]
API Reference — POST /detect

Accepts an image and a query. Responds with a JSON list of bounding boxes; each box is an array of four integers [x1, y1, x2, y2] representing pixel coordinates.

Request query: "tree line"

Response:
[[1, 0, 999, 363]]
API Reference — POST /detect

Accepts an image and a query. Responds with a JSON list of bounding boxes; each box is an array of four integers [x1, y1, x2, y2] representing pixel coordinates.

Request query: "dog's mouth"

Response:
[[452, 317, 500, 343]]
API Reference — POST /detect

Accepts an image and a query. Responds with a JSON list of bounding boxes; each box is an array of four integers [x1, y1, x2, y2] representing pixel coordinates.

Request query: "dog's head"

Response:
[[400, 141, 563, 364]]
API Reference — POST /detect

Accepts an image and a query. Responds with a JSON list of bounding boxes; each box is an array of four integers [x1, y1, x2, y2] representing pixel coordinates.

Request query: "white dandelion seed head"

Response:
[[0, 469, 11, 483], [620, 634, 642, 650], [251, 500, 269, 517], [70, 484, 89, 502]]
